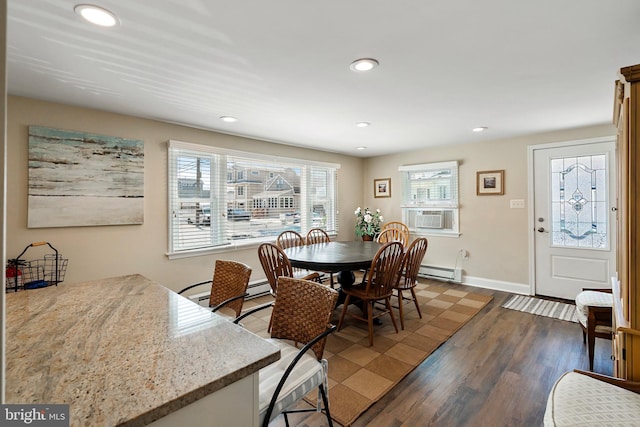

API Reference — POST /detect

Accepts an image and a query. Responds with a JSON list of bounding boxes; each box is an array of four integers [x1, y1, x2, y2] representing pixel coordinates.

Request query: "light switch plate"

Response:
[[510, 199, 525, 209]]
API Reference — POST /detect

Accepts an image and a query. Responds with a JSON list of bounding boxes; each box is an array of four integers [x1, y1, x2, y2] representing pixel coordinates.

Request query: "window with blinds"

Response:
[[399, 161, 460, 236], [168, 141, 339, 256]]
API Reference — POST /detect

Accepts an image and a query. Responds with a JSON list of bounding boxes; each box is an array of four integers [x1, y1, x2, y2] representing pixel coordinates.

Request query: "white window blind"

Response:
[[399, 161, 459, 207], [168, 141, 340, 255]]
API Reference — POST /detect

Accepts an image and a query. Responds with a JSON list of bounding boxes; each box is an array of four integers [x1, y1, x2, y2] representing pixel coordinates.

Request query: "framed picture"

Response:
[[28, 126, 145, 227], [374, 178, 391, 198], [476, 170, 504, 195]]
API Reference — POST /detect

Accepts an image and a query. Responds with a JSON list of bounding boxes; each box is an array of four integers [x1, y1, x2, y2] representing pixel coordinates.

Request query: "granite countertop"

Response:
[[5, 274, 279, 426]]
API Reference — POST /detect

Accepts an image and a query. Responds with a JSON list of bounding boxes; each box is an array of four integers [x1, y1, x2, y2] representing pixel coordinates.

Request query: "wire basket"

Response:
[[22, 254, 68, 289], [6, 242, 68, 291]]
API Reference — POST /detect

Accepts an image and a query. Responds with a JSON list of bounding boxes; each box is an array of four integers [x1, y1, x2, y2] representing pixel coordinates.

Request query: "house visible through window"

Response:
[[399, 161, 460, 236], [168, 141, 340, 256]]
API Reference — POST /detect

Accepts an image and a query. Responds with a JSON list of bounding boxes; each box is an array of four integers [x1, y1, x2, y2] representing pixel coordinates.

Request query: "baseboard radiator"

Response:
[[418, 264, 462, 284], [246, 279, 271, 299], [187, 278, 271, 307], [244, 273, 330, 299]]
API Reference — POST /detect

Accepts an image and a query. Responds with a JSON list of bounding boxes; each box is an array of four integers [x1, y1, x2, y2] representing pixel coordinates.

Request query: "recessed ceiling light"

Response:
[[356, 122, 370, 128], [356, 146, 367, 150], [472, 126, 488, 132], [350, 58, 379, 72], [219, 116, 238, 123], [74, 4, 119, 27]]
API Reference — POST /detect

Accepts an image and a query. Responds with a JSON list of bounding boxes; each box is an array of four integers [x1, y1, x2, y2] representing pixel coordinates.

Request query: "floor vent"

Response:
[[418, 265, 462, 283]]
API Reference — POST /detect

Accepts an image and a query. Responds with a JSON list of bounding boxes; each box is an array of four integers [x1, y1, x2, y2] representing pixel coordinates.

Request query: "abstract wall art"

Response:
[[28, 126, 144, 228]]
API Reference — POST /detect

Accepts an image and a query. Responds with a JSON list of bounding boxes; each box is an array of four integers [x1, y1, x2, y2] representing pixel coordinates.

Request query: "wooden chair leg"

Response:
[[367, 301, 374, 347], [337, 295, 351, 331], [587, 332, 596, 371], [386, 297, 399, 333], [587, 312, 596, 371], [397, 290, 405, 330], [410, 288, 422, 319]]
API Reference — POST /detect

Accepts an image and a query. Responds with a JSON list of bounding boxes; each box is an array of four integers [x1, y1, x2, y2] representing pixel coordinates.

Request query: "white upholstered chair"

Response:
[[544, 370, 640, 426]]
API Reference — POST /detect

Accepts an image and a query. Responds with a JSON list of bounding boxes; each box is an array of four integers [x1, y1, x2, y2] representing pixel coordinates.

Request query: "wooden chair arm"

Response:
[[574, 369, 640, 393], [302, 272, 322, 282]]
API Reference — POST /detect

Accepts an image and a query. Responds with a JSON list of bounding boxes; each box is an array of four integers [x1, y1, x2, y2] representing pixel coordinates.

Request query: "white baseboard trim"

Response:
[[461, 275, 530, 295]]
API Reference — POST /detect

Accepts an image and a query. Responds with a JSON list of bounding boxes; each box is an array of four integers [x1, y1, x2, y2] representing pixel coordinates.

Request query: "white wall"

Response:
[[7, 96, 363, 291], [363, 123, 616, 291]]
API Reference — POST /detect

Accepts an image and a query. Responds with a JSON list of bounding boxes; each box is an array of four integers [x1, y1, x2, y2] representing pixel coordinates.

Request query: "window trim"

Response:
[[167, 140, 340, 258], [399, 160, 460, 237]]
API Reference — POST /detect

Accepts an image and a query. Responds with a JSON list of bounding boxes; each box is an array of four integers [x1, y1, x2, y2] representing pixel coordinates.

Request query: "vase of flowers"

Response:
[[354, 207, 383, 240]]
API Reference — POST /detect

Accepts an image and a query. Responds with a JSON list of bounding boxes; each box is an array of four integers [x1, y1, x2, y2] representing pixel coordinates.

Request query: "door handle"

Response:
[[537, 227, 546, 233]]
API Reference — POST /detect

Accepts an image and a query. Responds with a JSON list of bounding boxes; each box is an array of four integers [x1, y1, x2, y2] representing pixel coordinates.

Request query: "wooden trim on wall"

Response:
[[629, 81, 640, 331], [621, 64, 640, 83]]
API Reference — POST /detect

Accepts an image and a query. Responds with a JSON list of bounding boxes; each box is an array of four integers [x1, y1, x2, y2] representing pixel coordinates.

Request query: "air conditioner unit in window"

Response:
[[416, 211, 444, 229]]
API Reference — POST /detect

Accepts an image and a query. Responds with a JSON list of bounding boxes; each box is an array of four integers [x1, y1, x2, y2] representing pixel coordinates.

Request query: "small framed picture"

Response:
[[374, 178, 391, 198], [476, 170, 504, 195]]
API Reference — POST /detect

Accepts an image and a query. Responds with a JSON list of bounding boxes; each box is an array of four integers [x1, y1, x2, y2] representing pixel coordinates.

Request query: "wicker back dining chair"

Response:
[[234, 276, 339, 427], [381, 221, 410, 240], [377, 228, 409, 247], [395, 237, 429, 329], [337, 241, 405, 346], [276, 230, 305, 250], [177, 259, 252, 317]]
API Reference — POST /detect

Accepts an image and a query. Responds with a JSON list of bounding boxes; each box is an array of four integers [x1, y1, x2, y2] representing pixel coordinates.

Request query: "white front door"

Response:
[[532, 138, 616, 300]]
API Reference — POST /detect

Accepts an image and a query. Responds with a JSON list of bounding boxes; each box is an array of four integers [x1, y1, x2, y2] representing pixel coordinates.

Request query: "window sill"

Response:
[[166, 230, 339, 260], [166, 239, 266, 260]]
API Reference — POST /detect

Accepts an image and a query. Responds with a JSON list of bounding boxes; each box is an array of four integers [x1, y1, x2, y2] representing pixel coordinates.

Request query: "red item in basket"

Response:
[[6, 266, 23, 287]]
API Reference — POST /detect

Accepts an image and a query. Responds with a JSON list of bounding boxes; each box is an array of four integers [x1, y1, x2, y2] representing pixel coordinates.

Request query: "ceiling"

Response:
[[7, 1, 640, 157]]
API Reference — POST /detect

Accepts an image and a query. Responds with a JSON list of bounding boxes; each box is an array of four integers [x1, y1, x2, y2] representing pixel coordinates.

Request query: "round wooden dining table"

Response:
[[283, 240, 384, 287], [284, 240, 386, 322], [283, 240, 384, 272]]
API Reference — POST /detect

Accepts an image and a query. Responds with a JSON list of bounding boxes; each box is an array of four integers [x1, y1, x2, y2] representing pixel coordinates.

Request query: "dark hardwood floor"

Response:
[[270, 280, 613, 427]]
